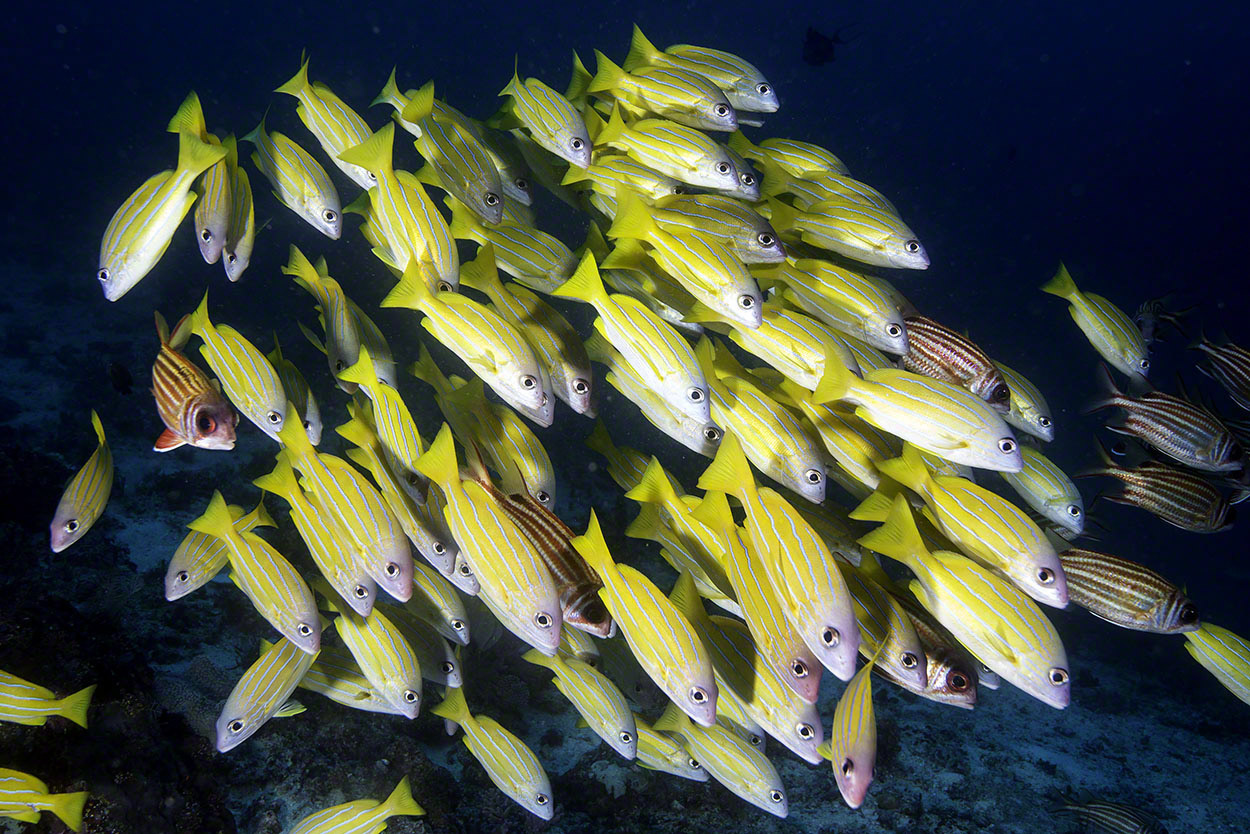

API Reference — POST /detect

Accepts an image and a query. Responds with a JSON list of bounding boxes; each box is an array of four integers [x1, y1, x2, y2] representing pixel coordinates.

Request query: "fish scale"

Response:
[[1058, 548, 1198, 633], [901, 315, 1010, 413]]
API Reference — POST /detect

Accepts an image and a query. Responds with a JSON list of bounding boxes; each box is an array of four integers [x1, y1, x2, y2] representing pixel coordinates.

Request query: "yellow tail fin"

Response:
[[855, 494, 927, 570], [55, 684, 96, 729], [381, 775, 426, 818], [274, 54, 311, 97], [1040, 262, 1079, 300]]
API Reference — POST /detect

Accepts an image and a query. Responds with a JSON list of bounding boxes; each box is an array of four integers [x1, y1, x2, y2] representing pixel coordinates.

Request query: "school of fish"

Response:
[[22, 24, 1250, 829]]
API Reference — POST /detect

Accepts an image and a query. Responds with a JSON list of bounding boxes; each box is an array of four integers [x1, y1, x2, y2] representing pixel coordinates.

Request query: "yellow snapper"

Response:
[[0, 670, 93, 729], [446, 196, 577, 295], [768, 196, 929, 270], [652, 193, 786, 264], [266, 335, 321, 445], [243, 115, 341, 238], [461, 243, 593, 414], [572, 511, 719, 725], [288, 777, 425, 834], [1041, 262, 1149, 381], [634, 715, 710, 781], [823, 653, 879, 809], [597, 106, 739, 191], [993, 361, 1055, 442], [760, 258, 909, 354], [330, 599, 423, 718], [624, 26, 779, 113], [728, 132, 848, 177], [187, 292, 288, 442], [608, 194, 764, 328], [498, 64, 591, 168], [383, 260, 549, 421], [296, 642, 403, 716], [869, 444, 1068, 608], [253, 451, 378, 617], [415, 425, 562, 654], [373, 600, 463, 688], [97, 124, 226, 300], [589, 50, 738, 131], [284, 247, 361, 392], [164, 91, 231, 263], [221, 135, 255, 282], [0, 769, 89, 832], [813, 356, 1023, 472], [1184, 623, 1250, 706], [432, 687, 554, 820], [337, 346, 425, 478], [165, 499, 274, 601], [49, 411, 113, 553], [858, 496, 1071, 709], [652, 703, 788, 818], [586, 420, 678, 494], [1000, 445, 1085, 536], [278, 410, 414, 603], [216, 634, 319, 752], [188, 491, 320, 653], [274, 55, 377, 189], [556, 252, 710, 422], [524, 650, 637, 759], [561, 154, 684, 215], [836, 562, 928, 692]]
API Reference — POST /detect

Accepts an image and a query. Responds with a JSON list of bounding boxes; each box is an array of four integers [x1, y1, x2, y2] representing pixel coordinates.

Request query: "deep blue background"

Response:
[[4, 0, 1249, 694]]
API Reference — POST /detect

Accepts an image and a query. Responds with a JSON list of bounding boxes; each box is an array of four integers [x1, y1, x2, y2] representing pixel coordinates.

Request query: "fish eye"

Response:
[[229, 719, 245, 734], [368, 171, 377, 180], [266, 411, 282, 424], [740, 173, 756, 187], [997, 438, 1017, 454], [688, 757, 701, 769], [484, 192, 500, 207], [758, 232, 775, 247], [515, 177, 529, 190], [805, 468, 823, 485], [536, 793, 550, 806], [886, 323, 903, 338], [573, 378, 590, 395], [1066, 505, 1082, 518], [905, 239, 921, 253], [438, 281, 453, 292], [689, 686, 708, 703], [687, 387, 705, 403], [297, 623, 313, 636], [97, 268, 110, 283], [797, 722, 814, 739], [536, 490, 551, 504], [714, 103, 730, 117], [534, 612, 554, 628], [65, 519, 80, 533], [901, 652, 918, 669], [176, 570, 190, 583], [1049, 667, 1069, 686], [403, 689, 418, 703], [770, 789, 784, 803], [322, 209, 337, 223], [197, 414, 216, 433], [1179, 604, 1198, 624], [703, 426, 721, 442], [715, 162, 731, 175], [441, 661, 455, 674], [227, 253, 237, 264], [821, 627, 840, 648], [570, 137, 585, 151], [949, 672, 969, 691], [520, 374, 537, 390], [619, 730, 632, 743], [749, 733, 763, 746], [1037, 567, 1055, 585], [384, 562, 403, 578], [201, 229, 213, 242], [452, 618, 466, 631], [757, 83, 771, 95], [991, 384, 1010, 402], [335, 360, 345, 372], [737, 294, 756, 309], [1139, 358, 1150, 370], [353, 585, 369, 598], [672, 185, 686, 195], [791, 660, 809, 678], [1039, 415, 1052, 428], [459, 561, 473, 576], [432, 541, 446, 554], [840, 759, 854, 776]]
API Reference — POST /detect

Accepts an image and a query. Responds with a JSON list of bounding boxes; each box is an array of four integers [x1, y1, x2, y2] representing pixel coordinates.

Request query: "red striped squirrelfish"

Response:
[[1192, 331, 1250, 412], [1059, 548, 1199, 634], [1080, 441, 1234, 533], [900, 314, 1010, 413], [151, 311, 237, 452]]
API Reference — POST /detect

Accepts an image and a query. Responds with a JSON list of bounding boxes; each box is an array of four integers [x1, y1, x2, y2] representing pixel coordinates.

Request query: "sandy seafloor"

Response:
[[3, 265, 1250, 834]]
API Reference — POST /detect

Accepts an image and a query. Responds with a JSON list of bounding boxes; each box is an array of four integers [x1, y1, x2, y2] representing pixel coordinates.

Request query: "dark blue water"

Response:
[[3, 2, 1249, 832]]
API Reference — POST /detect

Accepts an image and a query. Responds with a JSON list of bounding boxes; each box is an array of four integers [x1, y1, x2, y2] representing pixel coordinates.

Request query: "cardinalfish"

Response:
[[151, 311, 237, 452], [1059, 548, 1198, 634], [1191, 331, 1250, 412], [900, 314, 1010, 413], [1087, 365, 1242, 473], [1080, 441, 1235, 533]]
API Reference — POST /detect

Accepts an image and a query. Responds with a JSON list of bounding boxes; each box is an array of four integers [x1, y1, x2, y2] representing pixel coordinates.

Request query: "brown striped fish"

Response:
[[1088, 364, 1242, 473], [1051, 791, 1167, 834], [1080, 441, 1235, 533], [463, 448, 614, 638], [1059, 548, 1199, 633], [899, 315, 1010, 413], [1192, 331, 1250, 411], [151, 311, 237, 452]]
